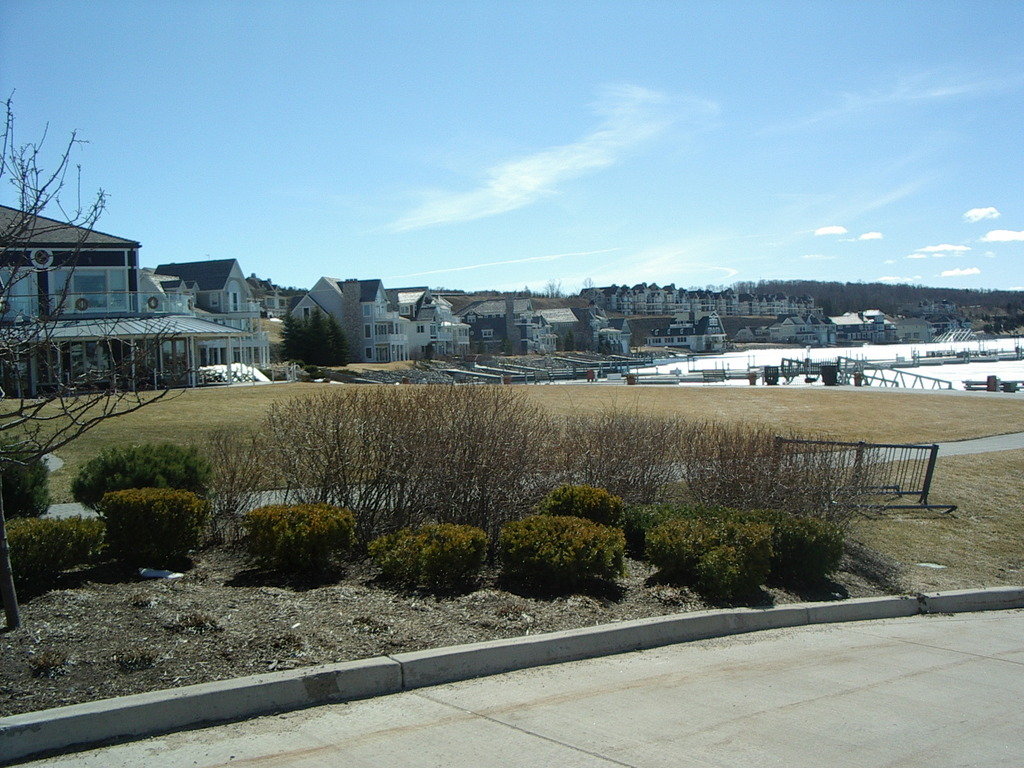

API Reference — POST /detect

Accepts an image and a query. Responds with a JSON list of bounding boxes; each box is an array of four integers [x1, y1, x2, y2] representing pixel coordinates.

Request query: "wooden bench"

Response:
[[701, 369, 728, 382]]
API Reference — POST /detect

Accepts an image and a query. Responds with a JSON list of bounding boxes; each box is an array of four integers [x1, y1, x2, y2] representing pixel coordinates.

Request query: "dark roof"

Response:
[[353, 278, 383, 303], [0, 205, 140, 247], [457, 298, 533, 317], [155, 259, 239, 291]]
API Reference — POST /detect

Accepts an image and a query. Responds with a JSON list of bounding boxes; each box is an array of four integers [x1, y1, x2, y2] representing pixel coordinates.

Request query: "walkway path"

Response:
[[24, 610, 1024, 768], [935, 431, 1024, 456]]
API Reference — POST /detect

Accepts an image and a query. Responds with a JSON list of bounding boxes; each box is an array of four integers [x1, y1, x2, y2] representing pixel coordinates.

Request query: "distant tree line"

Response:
[[281, 310, 348, 365], [731, 280, 1024, 316]]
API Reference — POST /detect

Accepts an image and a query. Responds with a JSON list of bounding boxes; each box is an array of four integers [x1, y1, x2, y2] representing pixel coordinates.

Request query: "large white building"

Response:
[[0, 206, 269, 396], [292, 279, 470, 363]]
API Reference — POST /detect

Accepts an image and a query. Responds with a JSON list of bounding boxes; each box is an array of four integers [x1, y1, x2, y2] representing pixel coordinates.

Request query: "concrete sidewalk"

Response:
[[23, 609, 1024, 768]]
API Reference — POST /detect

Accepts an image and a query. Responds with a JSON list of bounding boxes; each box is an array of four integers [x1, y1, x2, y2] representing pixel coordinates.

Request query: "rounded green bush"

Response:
[[647, 517, 773, 601], [499, 514, 625, 591], [369, 523, 487, 591], [0, 450, 50, 518], [71, 444, 211, 508], [745, 511, 844, 585], [243, 504, 356, 573], [537, 485, 624, 527], [7, 516, 105, 590], [99, 488, 209, 568], [620, 503, 710, 558]]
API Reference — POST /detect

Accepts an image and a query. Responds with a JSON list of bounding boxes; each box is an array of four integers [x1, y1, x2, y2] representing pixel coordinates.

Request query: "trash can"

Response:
[[747, 371, 757, 386], [821, 364, 839, 386], [626, 374, 637, 385], [987, 375, 999, 392], [586, 369, 596, 382], [763, 366, 779, 386], [853, 372, 863, 387], [502, 375, 512, 385]]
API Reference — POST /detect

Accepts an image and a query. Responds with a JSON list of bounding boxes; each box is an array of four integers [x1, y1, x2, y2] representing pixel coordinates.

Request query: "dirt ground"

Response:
[[0, 545, 888, 718]]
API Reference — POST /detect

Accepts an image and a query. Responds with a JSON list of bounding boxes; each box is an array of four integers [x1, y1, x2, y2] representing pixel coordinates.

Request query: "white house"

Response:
[[646, 312, 727, 352], [0, 205, 262, 395], [151, 259, 270, 367], [293, 277, 410, 363], [766, 314, 836, 346]]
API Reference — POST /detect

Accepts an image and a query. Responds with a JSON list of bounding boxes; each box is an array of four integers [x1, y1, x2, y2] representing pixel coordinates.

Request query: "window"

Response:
[[364, 347, 373, 360], [416, 324, 425, 333], [51, 267, 129, 311], [481, 328, 494, 339], [302, 306, 311, 319], [364, 324, 372, 338]]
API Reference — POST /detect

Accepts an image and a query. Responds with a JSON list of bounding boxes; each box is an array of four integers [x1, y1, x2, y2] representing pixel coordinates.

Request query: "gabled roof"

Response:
[[356, 278, 384, 303], [138, 269, 187, 293], [536, 308, 579, 324], [0, 205, 140, 247], [155, 259, 240, 291], [457, 298, 533, 317]]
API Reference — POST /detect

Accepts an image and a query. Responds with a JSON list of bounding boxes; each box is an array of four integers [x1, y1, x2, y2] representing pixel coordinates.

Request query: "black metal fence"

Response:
[[774, 437, 955, 513]]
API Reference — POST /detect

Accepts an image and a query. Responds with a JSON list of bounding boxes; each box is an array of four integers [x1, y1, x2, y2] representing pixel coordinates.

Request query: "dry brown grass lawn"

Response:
[[519, 385, 1024, 444], [335, 360, 417, 373], [43, 382, 1024, 502], [852, 449, 1024, 591]]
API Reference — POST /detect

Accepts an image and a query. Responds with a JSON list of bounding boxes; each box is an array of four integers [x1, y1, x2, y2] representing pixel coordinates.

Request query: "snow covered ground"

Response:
[[638, 338, 1024, 389]]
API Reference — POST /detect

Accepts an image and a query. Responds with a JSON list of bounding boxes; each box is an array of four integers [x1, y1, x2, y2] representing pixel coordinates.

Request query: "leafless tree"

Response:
[[0, 99, 171, 629], [542, 279, 564, 299]]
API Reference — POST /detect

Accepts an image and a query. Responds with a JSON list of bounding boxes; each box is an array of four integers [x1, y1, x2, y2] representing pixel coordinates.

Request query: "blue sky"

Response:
[[2, 1, 1022, 292]]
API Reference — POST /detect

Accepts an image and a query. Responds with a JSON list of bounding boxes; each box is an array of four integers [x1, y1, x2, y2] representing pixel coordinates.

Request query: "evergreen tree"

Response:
[[323, 312, 349, 365], [283, 310, 348, 365], [306, 310, 327, 364], [281, 312, 308, 362]]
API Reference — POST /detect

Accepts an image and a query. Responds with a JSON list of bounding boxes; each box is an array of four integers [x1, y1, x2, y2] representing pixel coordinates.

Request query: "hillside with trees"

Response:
[[732, 280, 1023, 317]]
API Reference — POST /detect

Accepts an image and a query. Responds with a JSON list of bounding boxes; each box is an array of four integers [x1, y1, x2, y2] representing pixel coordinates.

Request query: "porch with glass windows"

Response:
[[0, 316, 251, 398]]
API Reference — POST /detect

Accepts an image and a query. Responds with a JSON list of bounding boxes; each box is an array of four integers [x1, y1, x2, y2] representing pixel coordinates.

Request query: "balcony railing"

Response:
[[1, 292, 195, 319]]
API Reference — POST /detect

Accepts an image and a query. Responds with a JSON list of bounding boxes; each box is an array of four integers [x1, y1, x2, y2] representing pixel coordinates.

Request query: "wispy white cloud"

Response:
[[785, 72, 1023, 129], [391, 84, 692, 231], [575, 240, 739, 287], [906, 253, 929, 259], [883, 259, 896, 265], [814, 225, 848, 236], [981, 230, 1024, 242], [963, 207, 1000, 223], [917, 243, 971, 253], [940, 267, 981, 277], [858, 231, 884, 240], [878, 275, 922, 283], [801, 254, 837, 260], [384, 248, 620, 280]]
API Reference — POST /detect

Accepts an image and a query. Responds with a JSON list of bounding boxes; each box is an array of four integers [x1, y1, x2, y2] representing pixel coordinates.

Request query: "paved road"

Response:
[[25, 610, 1024, 768]]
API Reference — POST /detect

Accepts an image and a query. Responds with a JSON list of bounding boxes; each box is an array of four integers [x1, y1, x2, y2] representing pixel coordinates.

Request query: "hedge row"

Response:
[[632, 503, 845, 600]]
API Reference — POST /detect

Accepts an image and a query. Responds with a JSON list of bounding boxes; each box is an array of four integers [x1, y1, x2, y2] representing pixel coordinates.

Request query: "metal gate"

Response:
[[774, 437, 956, 513]]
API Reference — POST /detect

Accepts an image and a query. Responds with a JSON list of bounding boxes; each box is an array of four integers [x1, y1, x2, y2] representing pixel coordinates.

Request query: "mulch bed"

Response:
[[0, 546, 887, 717]]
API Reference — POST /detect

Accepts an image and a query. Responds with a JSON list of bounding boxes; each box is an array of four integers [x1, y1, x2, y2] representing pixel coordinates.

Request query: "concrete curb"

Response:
[[2, 586, 1022, 765]]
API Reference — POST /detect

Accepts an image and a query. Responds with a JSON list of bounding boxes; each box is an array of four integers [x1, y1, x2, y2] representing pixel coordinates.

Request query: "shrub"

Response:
[[745, 511, 844, 585], [646, 517, 773, 601], [0, 449, 50, 518], [620, 503, 710, 558], [536, 485, 623, 527], [7, 516, 105, 590], [72, 444, 211, 508], [499, 515, 625, 592], [243, 504, 355, 573], [99, 488, 209, 568], [369, 523, 487, 591]]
